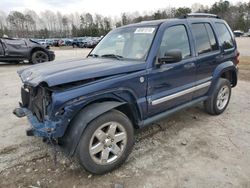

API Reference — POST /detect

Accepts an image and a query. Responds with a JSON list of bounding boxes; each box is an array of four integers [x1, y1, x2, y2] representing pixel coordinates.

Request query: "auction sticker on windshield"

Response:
[[134, 27, 155, 34]]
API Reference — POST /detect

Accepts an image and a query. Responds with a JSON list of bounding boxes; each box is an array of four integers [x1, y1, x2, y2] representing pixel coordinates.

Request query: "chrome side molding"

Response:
[[151, 81, 211, 105]]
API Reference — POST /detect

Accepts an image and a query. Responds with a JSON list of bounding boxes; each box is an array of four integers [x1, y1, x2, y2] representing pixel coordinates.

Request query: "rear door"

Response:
[[147, 23, 196, 117], [189, 22, 220, 98]]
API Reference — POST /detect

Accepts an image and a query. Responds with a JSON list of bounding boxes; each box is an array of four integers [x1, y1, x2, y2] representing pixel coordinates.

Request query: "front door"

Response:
[[147, 24, 196, 117]]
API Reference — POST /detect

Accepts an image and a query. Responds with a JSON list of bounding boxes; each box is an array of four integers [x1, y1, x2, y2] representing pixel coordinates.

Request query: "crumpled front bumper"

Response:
[[13, 107, 59, 138], [48, 50, 55, 61]]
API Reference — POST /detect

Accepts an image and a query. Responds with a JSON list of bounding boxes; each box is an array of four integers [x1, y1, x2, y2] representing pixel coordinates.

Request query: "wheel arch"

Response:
[[60, 96, 141, 156], [56, 88, 143, 128], [29, 47, 49, 61], [60, 101, 124, 156], [82, 97, 141, 128], [220, 69, 237, 87], [208, 61, 237, 96]]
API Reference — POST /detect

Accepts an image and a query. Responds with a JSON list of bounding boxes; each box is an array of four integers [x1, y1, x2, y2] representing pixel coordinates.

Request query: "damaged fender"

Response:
[[60, 101, 125, 156]]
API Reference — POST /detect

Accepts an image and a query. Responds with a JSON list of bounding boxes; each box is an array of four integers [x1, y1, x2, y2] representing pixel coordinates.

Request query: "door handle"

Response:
[[215, 54, 223, 60], [184, 62, 195, 69]]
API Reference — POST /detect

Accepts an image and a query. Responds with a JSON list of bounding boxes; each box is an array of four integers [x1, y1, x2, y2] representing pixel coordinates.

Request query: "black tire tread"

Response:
[[31, 50, 49, 64], [204, 78, 231, 115]]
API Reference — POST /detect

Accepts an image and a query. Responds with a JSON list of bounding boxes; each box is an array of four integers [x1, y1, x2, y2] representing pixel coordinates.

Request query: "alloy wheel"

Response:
[[216, 85, 230, 110], [89, 121, 127, 165]]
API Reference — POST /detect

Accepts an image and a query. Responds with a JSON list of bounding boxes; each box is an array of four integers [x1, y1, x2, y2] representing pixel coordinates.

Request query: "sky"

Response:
[[0, 0, 249, 17]]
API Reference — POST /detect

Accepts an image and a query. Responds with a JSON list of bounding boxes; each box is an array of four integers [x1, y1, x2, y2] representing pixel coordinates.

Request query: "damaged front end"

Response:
[[13, 84, 60, 138]]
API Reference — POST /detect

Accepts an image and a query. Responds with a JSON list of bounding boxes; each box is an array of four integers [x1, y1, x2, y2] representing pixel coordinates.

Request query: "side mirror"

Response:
[[158, 49, 182, 65]]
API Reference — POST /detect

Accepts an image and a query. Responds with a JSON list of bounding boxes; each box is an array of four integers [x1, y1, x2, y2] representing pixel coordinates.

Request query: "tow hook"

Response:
[[13, 108, 26, 118], [26, 128, 34, 136]]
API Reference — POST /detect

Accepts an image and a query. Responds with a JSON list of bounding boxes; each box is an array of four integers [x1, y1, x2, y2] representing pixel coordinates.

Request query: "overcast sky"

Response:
[[0, 0, 248, 17]]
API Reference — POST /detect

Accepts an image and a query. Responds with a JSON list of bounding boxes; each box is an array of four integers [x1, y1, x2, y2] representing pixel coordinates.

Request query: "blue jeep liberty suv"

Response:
[[14, 13, 239, 174]]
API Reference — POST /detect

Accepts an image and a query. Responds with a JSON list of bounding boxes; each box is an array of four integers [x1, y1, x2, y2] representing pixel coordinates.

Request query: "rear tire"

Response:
[[31, 50, 49, 64], [76, 109, 134, 174], [204, 78, 231, 115]]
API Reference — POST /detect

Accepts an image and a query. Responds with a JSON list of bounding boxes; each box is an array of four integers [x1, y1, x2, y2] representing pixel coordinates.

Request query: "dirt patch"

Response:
[[0, 146, 18, 155], [239, 56, 250, 81]]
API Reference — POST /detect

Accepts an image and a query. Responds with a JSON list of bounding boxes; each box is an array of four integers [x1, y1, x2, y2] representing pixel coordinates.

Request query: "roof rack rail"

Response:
[[180, 13, 221, 19]]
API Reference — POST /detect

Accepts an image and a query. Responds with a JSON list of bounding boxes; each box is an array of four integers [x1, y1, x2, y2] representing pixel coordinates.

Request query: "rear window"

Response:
[[215, 23, 234, 50], [191, 23, 218, 55]]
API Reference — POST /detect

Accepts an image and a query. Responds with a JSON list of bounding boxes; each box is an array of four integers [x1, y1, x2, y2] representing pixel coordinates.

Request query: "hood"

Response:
[[18, 58, 146, 87]]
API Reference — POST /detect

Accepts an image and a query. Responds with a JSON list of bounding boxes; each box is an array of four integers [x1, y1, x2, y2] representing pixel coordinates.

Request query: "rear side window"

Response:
[[205, 24, 219, 51], [159, 25, 191, 59], [191, 23, 218, 55], [215, 23, 234, 50]]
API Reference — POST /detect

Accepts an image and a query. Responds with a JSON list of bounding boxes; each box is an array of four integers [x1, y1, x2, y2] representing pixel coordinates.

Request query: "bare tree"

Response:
[[1, 0, 250, 38]]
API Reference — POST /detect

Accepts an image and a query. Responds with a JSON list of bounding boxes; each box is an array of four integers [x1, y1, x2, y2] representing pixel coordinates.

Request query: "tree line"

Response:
[[0, 0, 249, 39]]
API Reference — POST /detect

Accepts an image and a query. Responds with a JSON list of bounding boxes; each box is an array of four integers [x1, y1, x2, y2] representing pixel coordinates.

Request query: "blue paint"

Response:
[[16, 17, 238, 141]]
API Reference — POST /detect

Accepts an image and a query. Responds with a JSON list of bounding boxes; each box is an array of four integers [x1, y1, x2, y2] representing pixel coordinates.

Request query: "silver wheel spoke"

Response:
[[216, 85, 230, 110], [111, 144, 121, 155], [90, 143, 103, 155], [217, 100, 220, 107], [89, 121, 127, 165], [101, 148, 110, 162], [114, 132, 126, 143], [107, 123, 117, 137], [218, 100, 222, 107], [223, 94, 228, 100], [95, 129, 106, 142], [218, 93, 223, 100]]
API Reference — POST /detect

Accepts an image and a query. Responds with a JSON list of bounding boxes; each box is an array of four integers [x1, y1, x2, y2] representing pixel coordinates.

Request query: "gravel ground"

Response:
[[0, 38, 249, 188]]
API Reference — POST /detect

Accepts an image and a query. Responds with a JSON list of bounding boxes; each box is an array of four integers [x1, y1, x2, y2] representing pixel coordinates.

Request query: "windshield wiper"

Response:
[[101, 54, 124, 60], [88, 54, 99, 58]]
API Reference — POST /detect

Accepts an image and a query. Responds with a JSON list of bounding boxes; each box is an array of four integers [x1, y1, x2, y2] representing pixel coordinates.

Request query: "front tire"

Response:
[[31, 50, 49, 64], [204, 78, 231, 115], [76, 110, 134, 174]]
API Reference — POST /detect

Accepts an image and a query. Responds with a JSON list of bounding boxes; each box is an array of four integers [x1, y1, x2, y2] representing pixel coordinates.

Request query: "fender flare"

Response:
[[60, 101, 125, 156], [208, 61, 237, 96], [29, 47, 49, 60]]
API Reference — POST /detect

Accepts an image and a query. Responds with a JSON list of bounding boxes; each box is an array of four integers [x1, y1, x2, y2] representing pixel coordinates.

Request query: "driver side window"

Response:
[[159, 25, 191, 59]]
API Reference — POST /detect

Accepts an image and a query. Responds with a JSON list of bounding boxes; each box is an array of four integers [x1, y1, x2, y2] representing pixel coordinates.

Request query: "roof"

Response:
[[119, 13, 222, 29], [119, 18, 179, 28]]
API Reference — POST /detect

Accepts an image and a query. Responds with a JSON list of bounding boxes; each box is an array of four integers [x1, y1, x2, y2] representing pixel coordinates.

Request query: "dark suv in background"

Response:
[[0, 38, 55, 64], [14, 13, 239, 174]]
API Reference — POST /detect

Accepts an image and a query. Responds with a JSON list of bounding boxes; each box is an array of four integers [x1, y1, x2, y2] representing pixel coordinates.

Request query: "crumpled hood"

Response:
[[18, 58, 146, 87]]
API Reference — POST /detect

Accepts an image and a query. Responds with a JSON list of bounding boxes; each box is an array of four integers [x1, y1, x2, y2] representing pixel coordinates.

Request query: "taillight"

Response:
[[236, 51, 240, 65]]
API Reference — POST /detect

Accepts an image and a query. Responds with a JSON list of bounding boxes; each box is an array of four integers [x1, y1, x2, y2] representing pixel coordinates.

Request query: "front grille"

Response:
[[21, 86, 45, 122]]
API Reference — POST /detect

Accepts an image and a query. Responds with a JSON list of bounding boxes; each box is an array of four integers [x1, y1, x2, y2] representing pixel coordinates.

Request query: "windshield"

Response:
[[90, 26, 157, 61]]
